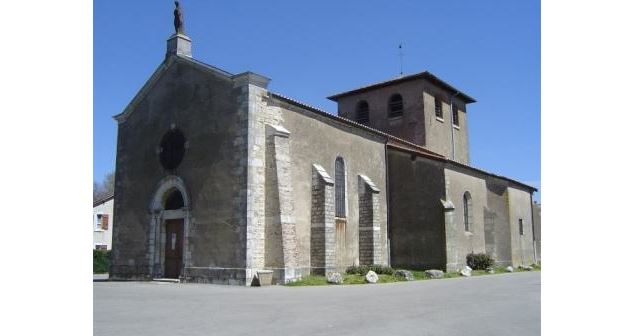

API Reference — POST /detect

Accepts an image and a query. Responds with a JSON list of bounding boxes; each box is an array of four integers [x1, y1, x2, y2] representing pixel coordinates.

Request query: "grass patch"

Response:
[[285, 275, 328, 286], [285, 266, 541, 286], [286, 273, 409, 286]]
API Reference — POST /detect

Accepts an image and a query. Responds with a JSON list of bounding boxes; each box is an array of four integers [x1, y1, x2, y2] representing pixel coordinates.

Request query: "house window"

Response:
[[95, 214, 103, 230], [95, 245, 107, 251], [388, 94, 403, 118], [95, 213, 109, 230], [463, 192, 472, 231], [452, 105, 460, 127], [335, 157, 346, 218], [355, 101, 369, 124], [435, 97, 443, 119], [519, 219, 524, 235]]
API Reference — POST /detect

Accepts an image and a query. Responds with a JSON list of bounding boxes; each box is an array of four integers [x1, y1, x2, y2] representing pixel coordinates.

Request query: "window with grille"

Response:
[[519, 219, 524, 235], [356, 101, 369, 124], [435, 97, 443, 119], [388, 94, 403, 118], [452, 105, 460, 127], [335, 157, 346, 218], [95, 214, 102, 230], [463, 192, 472, 231]]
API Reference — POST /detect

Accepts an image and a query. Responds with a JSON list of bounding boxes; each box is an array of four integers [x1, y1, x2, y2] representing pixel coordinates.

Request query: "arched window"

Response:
[[435, 96, 443, 119], [463, 192, 472, 232], [356, 101, 369, 124], [335, 157, 346, 218], [452, 105, 460, 127], [164, 189, 184, 210], [388, 94, 403, 118]]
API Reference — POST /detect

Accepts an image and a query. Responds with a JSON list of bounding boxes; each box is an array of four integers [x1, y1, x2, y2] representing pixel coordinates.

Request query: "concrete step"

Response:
[[152, 278, 180, 283]]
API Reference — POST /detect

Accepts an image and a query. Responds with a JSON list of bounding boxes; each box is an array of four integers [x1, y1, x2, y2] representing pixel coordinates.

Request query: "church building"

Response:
[[110, 4, 538, 285]]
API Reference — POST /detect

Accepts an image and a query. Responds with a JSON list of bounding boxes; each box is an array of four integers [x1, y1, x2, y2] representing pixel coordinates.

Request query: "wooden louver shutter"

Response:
[[101, 214, 109, 230]]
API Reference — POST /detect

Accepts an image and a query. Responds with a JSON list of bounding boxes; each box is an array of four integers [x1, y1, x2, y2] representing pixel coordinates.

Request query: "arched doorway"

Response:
[[149, 176, 190, 280], [163, 189, 185, 279]]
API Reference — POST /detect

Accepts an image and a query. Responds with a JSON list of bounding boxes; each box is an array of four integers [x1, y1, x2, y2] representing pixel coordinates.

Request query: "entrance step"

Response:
[[152, 278, 180, 283]]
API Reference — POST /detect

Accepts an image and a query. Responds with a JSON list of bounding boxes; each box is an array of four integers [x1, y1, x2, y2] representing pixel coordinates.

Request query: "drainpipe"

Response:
[[384, 140, 391, 267]]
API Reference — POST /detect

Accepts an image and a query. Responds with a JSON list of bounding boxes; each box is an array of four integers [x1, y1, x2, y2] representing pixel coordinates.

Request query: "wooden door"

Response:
[[164, 219, 184, 279]]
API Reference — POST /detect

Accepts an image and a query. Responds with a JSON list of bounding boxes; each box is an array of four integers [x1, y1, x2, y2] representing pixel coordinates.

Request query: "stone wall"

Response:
[[532, 202, 541, 262], [443, 167, 488, 271], [271, 96, 389, 273], [111, 56, 248, 283], [485, 177, 512, 265], [387, 149, 448, 270], [335, 78, 470, 164], [485, 176, 537, 267], [358, 175, 382, 265], [508, 187, 535, 266], [310, 164, 336, 275]]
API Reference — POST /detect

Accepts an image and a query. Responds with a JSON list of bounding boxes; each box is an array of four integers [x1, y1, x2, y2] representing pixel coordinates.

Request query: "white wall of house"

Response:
[[93, 198, 114, 250]]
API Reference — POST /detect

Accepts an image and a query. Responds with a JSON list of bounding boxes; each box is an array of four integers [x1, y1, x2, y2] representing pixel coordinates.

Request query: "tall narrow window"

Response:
[[435, 97, 443, 119], [452, 105, 460, 127], [463, 192, 472, 232], [335, 157, 346, 218], [519, 219, 524, 235], [356, 101, 369, 124], [388, 94, 403, 118]]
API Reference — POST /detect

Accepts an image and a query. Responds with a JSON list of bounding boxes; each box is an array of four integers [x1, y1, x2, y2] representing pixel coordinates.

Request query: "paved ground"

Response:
[[94, 272, 540, 336]]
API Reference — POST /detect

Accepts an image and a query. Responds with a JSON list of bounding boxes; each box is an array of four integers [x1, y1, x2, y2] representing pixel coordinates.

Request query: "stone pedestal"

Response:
[[166, 33, 192, 58]]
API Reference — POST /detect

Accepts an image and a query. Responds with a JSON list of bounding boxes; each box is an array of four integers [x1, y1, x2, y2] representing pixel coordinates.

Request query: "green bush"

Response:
[[345, 264, 394, 275], [466, 253, 494, 270], [93, 249, 111, 274]]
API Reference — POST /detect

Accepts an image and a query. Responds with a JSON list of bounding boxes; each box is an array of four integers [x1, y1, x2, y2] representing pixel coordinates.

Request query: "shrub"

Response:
[[93, 249, 111, 274], [466, 253, 494, 270], [345, 265, 394, 275]]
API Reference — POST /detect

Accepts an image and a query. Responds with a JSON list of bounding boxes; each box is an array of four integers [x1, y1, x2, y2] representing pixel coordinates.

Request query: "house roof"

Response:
[[386, 142, 538, 192], [114, 55, 532, 193], [327, 71, 477, 104], [93, 193, 114, 207], [270, 92, 445, 159], [272, 93, 535, 193]]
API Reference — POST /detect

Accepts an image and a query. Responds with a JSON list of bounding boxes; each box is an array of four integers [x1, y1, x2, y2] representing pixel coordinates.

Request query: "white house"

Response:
[[93, 194, 114, 250]]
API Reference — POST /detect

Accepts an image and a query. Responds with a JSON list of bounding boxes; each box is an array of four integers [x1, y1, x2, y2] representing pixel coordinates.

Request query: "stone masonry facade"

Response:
[[110, 22, 536, 285]]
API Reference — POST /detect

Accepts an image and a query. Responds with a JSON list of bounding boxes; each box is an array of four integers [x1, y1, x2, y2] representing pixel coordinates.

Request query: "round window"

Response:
[[159, 129, 186, 170]]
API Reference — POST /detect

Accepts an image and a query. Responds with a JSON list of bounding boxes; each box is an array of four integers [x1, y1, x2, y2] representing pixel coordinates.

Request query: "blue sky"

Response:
[[94, 0, 540, 200]]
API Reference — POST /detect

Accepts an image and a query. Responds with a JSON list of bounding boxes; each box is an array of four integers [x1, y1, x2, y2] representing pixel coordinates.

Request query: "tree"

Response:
[[94, 171, 115, 202]]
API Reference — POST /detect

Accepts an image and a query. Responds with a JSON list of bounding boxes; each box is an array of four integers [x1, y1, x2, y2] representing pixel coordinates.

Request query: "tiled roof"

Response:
[[123, 56, 532, 192], [327, 71, 476, 104], [93, 193, 114, 207]]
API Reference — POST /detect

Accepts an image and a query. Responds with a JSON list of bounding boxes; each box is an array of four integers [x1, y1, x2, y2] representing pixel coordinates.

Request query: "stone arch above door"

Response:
[[150, 175, 190, 212]]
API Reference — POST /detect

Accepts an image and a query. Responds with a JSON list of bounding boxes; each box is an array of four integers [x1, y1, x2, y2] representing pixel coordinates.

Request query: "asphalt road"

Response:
[[94, 271, 540, 336]]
